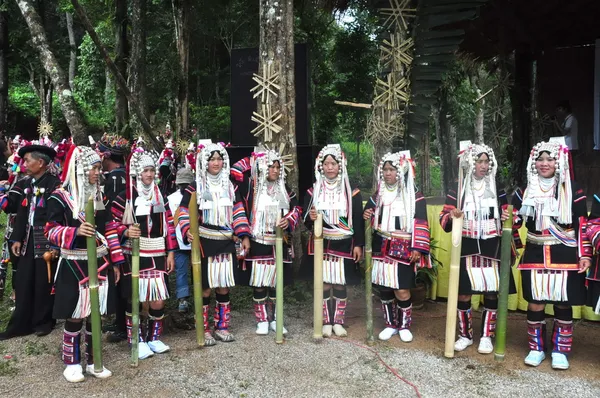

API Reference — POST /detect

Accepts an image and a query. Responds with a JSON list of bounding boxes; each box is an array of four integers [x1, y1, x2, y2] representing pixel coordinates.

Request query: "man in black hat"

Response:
[[96, 134, 129, 342], [0, 144, 61, 340]]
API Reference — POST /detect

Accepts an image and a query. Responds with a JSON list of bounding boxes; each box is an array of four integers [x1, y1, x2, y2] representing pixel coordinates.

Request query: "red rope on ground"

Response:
[[331, 337, 422, 398]]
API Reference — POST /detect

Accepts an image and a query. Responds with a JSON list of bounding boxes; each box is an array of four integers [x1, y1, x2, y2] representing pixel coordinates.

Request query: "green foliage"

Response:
[[8, 84, 38, 118], [340, 140, 373, 191], [189, 104, 231, 142]]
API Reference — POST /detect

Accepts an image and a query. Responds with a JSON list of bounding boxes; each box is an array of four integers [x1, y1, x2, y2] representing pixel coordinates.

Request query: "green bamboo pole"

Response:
[[189, 192, 205, 346], [275, 222, 284, 344], [130, 224, 140, 367], [313, 214, 324, 340], [364, 220, 375, 345], [444, 215, 464, 358], [85, 198, 103, 373], [495, 205, 514, 361]]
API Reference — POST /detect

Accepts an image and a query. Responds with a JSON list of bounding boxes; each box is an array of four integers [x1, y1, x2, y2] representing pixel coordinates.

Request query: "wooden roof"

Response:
[[460, 0, 600, 56]]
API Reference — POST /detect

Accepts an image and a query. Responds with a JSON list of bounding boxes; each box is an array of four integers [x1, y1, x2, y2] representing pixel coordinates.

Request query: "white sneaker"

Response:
[[524, 350, 546, 367], [477, 337, 494, 354], [332, 324, 347, 337], [86, 364, 112, 379], [63, 364, 85, 383], [454, 336, 474, 352], [322, 325, 333, 337], [378, 327, 398, 341], [269, 321, 288, 335], [138, 341, 154, 360], [398, 329, 413, 343], [551, 352, 569, 370], [147, 340, 170, 354], [256, 321, 269, 335]]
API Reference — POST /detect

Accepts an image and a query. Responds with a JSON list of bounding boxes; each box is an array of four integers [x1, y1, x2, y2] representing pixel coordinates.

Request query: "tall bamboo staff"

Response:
[[313, 214, 324, 340], [130, 223, 141, 366], [85, 198, 103, 373], [495, 205, 513, 361], [444, 215, 464, 358], [189, 191, 205, 346], [364, 221, 375, 345], [275, 217, 284, 343]]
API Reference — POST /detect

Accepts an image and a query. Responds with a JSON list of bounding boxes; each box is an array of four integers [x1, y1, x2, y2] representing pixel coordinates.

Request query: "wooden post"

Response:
[[495, 205, 514, 361], [313, 214, 324, 340], [189, 192, 205, 346], [444, 215, 463, 358]]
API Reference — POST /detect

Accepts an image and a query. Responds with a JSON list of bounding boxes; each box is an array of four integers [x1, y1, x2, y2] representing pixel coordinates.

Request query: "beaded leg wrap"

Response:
[[267, 298, 276, 322], [148, 313, 165, 342], [552, 320, 573, 354], [202, 304, 217, 346], [62, 329, 81, 365], [381, 299, 398, 329], [527, 321, 546, 352], [202, 305, 211, 331], [84, 329, 94, 365], [398, 304, 412, 330], [215, 301, 232, 330], [253, 297, 268, 324], [457, 309, 473, 339], [126, 312, 145, 344], [333, 297, 347, 325], [481, 308, 497, 338], [322, 297, 332, 325]]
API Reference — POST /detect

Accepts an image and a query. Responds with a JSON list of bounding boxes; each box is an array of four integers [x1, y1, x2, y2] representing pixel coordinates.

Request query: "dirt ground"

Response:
[[343, 290, 600, 381]]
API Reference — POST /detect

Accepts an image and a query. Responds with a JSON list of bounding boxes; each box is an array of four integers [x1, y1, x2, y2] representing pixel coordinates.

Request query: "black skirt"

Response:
[[458, 256, 517, 295], [372, 262, 416, 290], [53, 258, 116, 320], [237, 240, 293, 287], [520, 270, 586, 306]]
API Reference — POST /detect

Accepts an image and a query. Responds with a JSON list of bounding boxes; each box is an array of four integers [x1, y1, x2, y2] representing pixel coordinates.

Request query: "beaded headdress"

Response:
[[60, 145, 102, 218]]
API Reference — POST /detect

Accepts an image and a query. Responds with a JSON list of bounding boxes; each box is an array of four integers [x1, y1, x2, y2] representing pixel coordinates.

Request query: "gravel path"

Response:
[[1, 304, 600, 398]]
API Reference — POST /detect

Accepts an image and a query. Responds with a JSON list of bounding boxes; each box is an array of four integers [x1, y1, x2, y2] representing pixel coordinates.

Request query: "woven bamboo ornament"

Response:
[[380, 0, 416, 30], [251, 104, 283, 142], [250, 63, 280, 104]]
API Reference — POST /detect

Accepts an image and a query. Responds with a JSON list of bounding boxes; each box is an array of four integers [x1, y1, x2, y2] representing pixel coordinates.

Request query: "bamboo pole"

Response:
[[130, 224, 140, 367], [444, 215, 464, 358], [313, 214, 324, 340], [85, 198, 103, 373], [189, 192, 205, 346], [495, 205, 513, 361], [364, 221, 375, 345], [275, 220, 284, 344]]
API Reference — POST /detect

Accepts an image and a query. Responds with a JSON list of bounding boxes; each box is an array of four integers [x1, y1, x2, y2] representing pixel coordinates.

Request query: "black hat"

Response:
[[18, 144, 57, 161]]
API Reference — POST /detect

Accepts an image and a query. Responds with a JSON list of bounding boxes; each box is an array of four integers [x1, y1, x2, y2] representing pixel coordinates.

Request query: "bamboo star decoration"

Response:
[[250, 63, 280, 104], [374, 73, 410, 110], [380, 0, 416, 30], [381, 34, 414, 70], [251, 104, 283, 142]]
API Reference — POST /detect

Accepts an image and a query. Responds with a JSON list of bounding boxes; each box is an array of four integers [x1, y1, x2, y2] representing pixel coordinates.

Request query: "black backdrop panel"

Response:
[[230, 44, 309, 146]]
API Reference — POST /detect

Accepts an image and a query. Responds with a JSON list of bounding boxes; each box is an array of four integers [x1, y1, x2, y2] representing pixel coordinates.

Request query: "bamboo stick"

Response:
[[189, 192, 205, 346], [364, 220, 375, 345], [313, 214, 324, 340], [334, 100, 372, 109], [444, 215, 464, 358], [495, 205, 513, 361], [130, 224, 140, 367], [275, 219, 284, 344], [85, 198, 103, 373]]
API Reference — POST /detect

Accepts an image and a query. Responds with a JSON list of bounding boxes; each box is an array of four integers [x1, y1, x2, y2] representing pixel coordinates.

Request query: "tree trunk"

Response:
[[16, 0, 88, 142], [71, 0, 160, 148], [470, 73, 484, 144], [129, 0, 148, 128], [435, 95, 457, 195], [172, 0, 190, 141], [114, 0, 129, 134], [0, 5, 8, 134], [66, 11, 76, 90], [258, 0, 298, 193]]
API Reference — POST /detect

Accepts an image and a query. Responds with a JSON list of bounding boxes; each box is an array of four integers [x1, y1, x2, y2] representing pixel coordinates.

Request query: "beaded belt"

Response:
[[323, 228, 353, 241], [376, 231, 412, 240], [253, 233, 276, 246], [139, 237, 166, 257], [526, 231, 574, 246], [61, 245, 109, 260], [199, 225, 232, 240]]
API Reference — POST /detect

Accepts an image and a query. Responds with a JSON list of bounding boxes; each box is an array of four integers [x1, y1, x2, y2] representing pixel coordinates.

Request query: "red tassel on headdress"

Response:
[[59, 145, 77, 184]]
